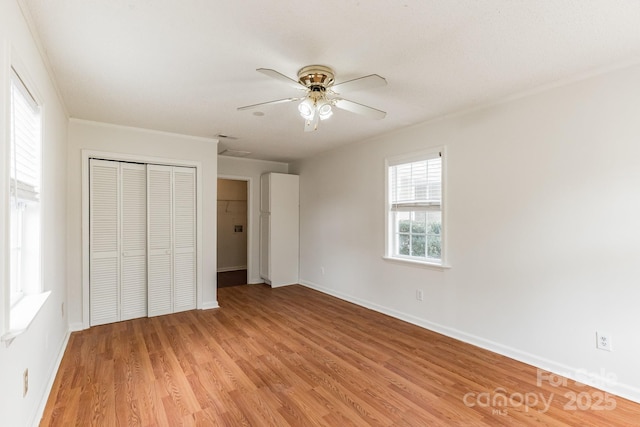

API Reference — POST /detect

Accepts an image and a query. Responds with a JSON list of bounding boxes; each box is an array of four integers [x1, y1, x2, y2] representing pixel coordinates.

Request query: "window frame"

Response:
[[384, 147, 449, 269], [1, 58, 49, 344], [9, 67, 43, 305]]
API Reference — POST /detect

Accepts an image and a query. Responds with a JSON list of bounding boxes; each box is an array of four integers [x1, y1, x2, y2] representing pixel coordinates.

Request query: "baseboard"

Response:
[[216, 266, 247, 273], [299, 280, 640, 405], [69, 322, 84, 332], [201, 300, 219, 310], [270, 282, 297, 288], [31, 328, 71, 427]]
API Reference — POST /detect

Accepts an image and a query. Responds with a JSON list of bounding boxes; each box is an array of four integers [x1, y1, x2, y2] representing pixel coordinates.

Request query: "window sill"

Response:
[[382, 256, 451, 270], [1, 291, 51, 346]]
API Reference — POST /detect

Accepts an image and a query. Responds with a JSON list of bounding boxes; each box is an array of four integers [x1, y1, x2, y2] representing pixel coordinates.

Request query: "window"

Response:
[[386, 149, 444, 266], [9, 68, 42, 306]]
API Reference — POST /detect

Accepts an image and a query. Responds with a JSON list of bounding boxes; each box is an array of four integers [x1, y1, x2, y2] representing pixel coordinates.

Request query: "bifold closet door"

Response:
[[147, 165, 196, 316], [147, 165, 173, 317], [89, 159, 147, 326], [89, 160, 120, 326], [120, 163, 148, 320], [173, 167, 197, 312]]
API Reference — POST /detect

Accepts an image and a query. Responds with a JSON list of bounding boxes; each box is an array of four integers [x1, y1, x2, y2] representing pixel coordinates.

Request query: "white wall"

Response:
[[218, 156, 288, 284], [0, 1, 69, 426], [291, 63, 640, 403], [67, 119, 219, 327], [217, 179, 247, 271]]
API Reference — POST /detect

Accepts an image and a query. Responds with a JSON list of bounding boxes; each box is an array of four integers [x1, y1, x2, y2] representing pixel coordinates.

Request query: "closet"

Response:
[[89, 159, 196, 326]]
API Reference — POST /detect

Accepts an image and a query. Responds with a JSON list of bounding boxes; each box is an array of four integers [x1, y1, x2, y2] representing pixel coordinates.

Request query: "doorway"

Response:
[[217, 178, 248, 287]]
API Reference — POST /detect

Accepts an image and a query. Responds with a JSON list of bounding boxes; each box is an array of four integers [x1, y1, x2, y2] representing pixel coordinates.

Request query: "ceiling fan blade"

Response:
[[331, 74, 387, 94], [257, 68, 306, 89], [237, 97, 302, 111], [334, 98, 386, 119]]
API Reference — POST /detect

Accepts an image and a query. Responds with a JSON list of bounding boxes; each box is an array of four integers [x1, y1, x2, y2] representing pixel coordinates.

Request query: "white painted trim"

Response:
[[218, 155, 289, 167], [217, 266, 247, 273], [381, 256, 450, 270], [201, 301, 219, 310], [217, 174, 253, 292], [298, 279, 640, 405], [68, 322, 84, 332], [71, 118, 218, 144], [30, 328, 71, 427], [2, 291, 51, 344], [195, 165, 203, 313], [386, 148, 442, 166], [82, 149, 204, 329], [0, 40, 8, 336], [84, 149, 206, 168], [81, 155, 89, 329], [10, 48, 44, 107]]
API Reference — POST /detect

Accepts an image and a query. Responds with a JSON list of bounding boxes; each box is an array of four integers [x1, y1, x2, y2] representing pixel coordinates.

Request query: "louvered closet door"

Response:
[[89, 159, 120, 326], [147, 165, 174, 317], [120, 163, 147, 320], [173, 167, 196, 312]]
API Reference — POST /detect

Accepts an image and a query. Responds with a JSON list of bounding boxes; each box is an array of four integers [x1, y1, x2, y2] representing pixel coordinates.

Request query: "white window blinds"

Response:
[[389, 153, 441, 211], [10, 69, 41, 203]]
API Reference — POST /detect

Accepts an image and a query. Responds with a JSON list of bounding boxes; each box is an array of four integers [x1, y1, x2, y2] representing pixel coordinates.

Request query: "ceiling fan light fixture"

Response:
[[297, 65, 335, 88], [239, 65, 387, 131], [298, 98, 315, 120], [318, 102, 333, 120]]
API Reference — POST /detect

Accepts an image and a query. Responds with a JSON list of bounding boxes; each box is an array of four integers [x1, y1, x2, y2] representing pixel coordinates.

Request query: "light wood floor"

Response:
[[42, 284, 640, 426]]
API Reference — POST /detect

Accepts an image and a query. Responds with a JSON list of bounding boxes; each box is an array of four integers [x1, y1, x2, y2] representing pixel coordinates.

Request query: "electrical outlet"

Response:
[[321, 267, 325, 276], [596, 332, 612, 351], [23, 369, 28, 397], [416, 290, 424, 301]]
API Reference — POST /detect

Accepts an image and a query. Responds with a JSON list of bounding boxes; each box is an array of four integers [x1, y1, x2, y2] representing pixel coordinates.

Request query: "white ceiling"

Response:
[[22, 0, 640, 163]]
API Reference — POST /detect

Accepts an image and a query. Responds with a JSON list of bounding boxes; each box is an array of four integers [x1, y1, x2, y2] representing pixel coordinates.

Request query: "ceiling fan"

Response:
[[237, 65, 387, 132]]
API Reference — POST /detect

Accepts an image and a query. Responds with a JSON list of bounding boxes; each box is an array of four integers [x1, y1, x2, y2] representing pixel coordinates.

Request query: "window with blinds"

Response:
[[387, 150, 443, 264], [9, 68, 42, 305]]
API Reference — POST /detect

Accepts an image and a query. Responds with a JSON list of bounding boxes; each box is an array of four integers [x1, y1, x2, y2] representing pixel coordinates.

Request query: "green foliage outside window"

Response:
[[398, 219, 441, 259]]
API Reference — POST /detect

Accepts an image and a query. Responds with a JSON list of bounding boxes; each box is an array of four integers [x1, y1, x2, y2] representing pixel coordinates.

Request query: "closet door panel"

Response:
[[121, 256, 147, 319], [147, 165, 173, 317], [121, 163, 147, 320], [174, 252, 195, 310], [173, 167, 196, 312], [148, 255, 172, 315], [89, 159, 120, 326], [90, 258, 119, 326]]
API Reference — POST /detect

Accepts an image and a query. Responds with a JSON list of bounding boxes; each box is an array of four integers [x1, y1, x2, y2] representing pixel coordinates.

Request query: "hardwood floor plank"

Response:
[[52, 381, 81, 427], [41, 284, 640, 426], [150, 349, 201, 416], [274, 389, 329, 427], [227, 388, 290, 427]]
